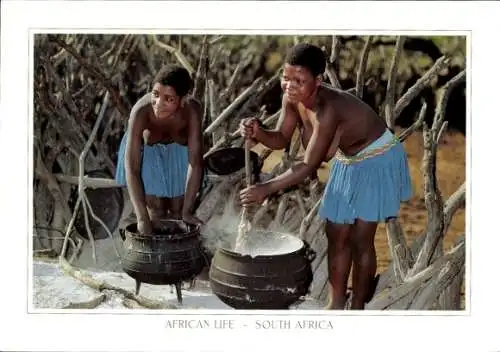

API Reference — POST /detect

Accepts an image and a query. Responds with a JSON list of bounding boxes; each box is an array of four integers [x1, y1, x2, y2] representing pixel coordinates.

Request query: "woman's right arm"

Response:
[[241, 95, 300, 150], [124, 106, 151, 234]]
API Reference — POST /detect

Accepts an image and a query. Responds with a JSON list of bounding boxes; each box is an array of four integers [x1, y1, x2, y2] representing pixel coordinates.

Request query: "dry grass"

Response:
[[254, 127, 466, 274]]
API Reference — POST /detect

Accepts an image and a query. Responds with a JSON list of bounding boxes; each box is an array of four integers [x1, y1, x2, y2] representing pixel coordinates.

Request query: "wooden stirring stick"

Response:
[[234, 139, 253, 252]]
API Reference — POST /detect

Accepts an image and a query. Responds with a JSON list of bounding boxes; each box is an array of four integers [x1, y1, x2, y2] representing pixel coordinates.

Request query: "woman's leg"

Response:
[[324, 220, 354, 309], [350, 218, 378, 310]]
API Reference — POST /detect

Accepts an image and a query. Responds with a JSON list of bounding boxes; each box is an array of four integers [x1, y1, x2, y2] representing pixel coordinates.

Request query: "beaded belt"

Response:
[[335, 135, 400, 165]]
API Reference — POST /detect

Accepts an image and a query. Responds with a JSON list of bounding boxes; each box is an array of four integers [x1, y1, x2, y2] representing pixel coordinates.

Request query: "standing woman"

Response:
[[115, 65, 204, 235]]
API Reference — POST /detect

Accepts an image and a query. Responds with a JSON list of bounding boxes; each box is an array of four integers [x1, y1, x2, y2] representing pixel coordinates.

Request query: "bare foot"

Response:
[[323, 300, 346, 310], [323, 283, 347, 310]]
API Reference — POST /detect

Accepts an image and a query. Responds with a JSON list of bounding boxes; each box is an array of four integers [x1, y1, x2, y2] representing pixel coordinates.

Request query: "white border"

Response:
[[26, 27, 471, 317], [0, 1, 496, 351]]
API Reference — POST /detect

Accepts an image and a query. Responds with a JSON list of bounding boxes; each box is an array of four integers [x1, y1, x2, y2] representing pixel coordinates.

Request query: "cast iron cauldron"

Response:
[[209, 231, 316, 309], [120, 219, 207, 304]]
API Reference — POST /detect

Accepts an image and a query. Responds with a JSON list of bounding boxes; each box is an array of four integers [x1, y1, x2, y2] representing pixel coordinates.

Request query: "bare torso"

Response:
[[134, 94, 191, 146], [294, 85, 387, 159]]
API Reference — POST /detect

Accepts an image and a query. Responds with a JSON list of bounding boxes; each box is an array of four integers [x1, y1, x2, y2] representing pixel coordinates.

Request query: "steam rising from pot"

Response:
[[199, 195, 303, 258]]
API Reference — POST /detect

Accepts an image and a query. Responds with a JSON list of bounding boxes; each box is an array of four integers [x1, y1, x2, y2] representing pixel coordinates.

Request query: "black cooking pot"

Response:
[[204, 147, 262, 178], [209, 231, 316, 309], [121, 220, 207, 301]]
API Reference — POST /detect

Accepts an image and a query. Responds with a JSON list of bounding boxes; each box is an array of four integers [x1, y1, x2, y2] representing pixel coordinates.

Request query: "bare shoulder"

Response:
[[317, 86, 342, 116], [318, 84, 344, 102], [185, 97, 202, 115], [128, 95, 151, 130], [131, 93, 152, 113], [184, 97, 202, 131]]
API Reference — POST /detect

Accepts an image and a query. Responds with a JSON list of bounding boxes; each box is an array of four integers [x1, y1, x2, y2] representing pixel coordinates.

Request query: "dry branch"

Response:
[[34, 248, 58, 257], [59, 258, 178, 309], [63, 294, 106, 309], [438, 252, 465, 310], [204, 107, 267, 155], [274, 193, 290, 225], [209, 44, 224, 71], [43, 57, 85, 129], [294, 190, 307, 218], [385, 218, 412, 283], [152, 35, 195, 74], [330, 36, 341, 64], [408, 69, 466, 276], [53, 174, 119, 189], [367, 238, 464, 310], [82, 194, 120, 259], [77, 92, 111, 263], [384, 36, 405, 129], [398, 102, 427, 142], [410, 254, 464, 309], [49, 35, 129, 116], [57, 92, 120, 265], [325, 36, 341, 89], [209, 35, 225, 45], [204, 77, 264, 135], [60, 196, 82, 260], [393, 244, 411, 283], [355, 36, 373, 99], [262, 109, 281, 127], [192, 35, 209, 102], [81, 197, 97, 264], [137, 36, 156, 77], [109, 35, 131, 76], [443, 182, 466, 235], [35, 80, 100, 170], [34, 146, 73, 223], [432, 70, 466, 140], [393, 55, 451, 120], [219, 55, 253, 102], [299, 198, 322, 239], [408, 124, 444, 275], [232, 70, 281, 124], [208, 79, 218, 117]]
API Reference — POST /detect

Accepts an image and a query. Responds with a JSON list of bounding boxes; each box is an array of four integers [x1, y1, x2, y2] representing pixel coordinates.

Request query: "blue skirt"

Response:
[[115, 134, 189, 198], [318, 129, 413, 224]]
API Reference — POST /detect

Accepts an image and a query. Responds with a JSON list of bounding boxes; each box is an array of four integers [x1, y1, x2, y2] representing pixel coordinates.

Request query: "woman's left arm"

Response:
[[182, 99, 204, 224]]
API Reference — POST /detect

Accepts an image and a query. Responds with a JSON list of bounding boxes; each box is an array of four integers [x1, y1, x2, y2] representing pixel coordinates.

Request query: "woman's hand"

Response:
[[182, 212, 204, 226], [240, 183, 272, 206], [239, 118, 261, 140], [137, 219, 153, 236]]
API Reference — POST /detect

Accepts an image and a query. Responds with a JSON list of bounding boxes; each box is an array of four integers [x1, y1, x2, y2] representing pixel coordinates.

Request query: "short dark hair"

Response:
[[152, 65, 193, 97], [285, 43, 326, 77]]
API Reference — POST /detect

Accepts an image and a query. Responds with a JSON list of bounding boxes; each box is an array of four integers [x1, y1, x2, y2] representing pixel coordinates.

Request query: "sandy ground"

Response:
[[32, 259, 323, 310]]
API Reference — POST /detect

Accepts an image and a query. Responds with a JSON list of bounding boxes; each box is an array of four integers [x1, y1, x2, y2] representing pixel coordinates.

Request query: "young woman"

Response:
[[115, 65, 204, 235], [240, 43, 413, 309]]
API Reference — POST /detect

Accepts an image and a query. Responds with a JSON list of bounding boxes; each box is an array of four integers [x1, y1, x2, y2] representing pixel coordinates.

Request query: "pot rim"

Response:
[[217, 230, 309, 259], [124, 219, 200, 240]]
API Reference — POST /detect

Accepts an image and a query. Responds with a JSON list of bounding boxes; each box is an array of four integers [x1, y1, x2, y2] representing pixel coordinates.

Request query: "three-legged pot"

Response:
[[209, 231, 316, 309], [120, 219, 207, 304]]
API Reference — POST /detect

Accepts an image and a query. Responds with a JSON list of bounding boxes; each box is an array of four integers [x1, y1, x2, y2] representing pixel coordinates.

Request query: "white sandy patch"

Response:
[[32, 260, 323, 310]]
